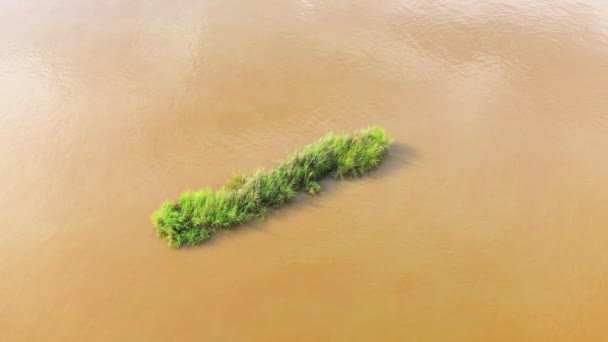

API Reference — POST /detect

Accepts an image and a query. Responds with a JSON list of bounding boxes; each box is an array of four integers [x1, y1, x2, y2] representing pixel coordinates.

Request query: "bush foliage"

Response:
[[151, 126, 392, 247]]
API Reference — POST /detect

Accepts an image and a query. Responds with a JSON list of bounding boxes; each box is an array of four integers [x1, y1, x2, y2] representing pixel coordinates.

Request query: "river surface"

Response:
[[1, 0, 608, 340]]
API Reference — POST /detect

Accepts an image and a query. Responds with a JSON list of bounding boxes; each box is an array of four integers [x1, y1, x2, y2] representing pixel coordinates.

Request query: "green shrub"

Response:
[[151, 126, 393, 247]]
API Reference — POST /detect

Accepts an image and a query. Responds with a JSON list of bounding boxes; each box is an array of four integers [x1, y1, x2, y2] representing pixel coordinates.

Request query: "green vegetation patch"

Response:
[[151, 126, 393, 247]]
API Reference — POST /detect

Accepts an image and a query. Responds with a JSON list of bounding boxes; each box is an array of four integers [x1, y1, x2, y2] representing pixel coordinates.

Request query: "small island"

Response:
[[151, 126, 392, 247]]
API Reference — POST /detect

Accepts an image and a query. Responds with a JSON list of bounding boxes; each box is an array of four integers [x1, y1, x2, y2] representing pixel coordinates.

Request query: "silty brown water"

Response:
[[1, 0, 608, 340]]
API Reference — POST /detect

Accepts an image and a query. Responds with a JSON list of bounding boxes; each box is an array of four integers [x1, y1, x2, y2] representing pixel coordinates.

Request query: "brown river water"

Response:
[[1, 0, 608, 340]]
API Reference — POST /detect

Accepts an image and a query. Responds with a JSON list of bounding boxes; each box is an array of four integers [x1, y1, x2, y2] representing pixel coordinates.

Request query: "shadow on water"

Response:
[[186, 142, 417, 249], [369, 142, 417, 178]]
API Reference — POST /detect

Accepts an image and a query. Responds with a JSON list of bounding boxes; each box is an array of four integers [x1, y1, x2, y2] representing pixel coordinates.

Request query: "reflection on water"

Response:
[[1, 0, 608, 340]]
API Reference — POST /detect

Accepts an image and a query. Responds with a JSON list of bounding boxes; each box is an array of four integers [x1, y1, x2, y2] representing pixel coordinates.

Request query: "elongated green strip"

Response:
[[151, 126, 393, 247]]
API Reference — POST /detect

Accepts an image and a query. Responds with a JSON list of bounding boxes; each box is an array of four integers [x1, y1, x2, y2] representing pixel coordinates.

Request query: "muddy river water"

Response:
[[1, 0, 608, 340]]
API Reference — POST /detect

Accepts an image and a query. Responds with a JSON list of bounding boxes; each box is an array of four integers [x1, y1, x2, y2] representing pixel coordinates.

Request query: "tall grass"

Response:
[[151, 126, 393, 247]]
